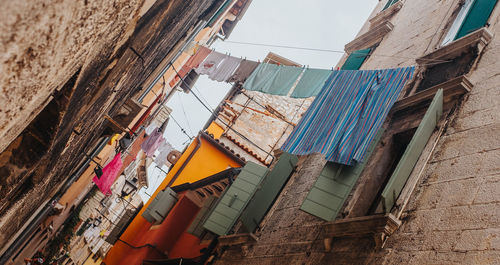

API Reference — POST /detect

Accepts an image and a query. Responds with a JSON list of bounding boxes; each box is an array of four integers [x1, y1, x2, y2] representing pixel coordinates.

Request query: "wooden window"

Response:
[[141, 188, 178, 223], [187, 196, 218, 237], [203, 162, 268, 236], [383, 0, 400, 11], [240, 152, 298, 233], [341, 48, 372, 70], [442, 0, 497, 45], [300, 130, 384, 221], [380, 89, 443, 213]]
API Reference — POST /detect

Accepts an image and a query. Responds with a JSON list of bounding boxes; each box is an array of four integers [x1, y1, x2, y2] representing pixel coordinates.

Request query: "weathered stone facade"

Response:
[[214, 0, 500, 264], [0, 0, 222, 256]]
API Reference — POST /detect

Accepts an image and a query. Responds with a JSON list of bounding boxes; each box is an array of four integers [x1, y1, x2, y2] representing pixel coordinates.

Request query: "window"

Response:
[[300, 130, 383, 221], [383, 0, 400, 11], [442, 0, 498, 46], [341, 48, 373, 70]]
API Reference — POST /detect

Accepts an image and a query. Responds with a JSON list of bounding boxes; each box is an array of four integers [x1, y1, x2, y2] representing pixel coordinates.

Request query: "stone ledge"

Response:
[[392, 75, 472, 113], [369, 1, 403, 28], [323, 214, 401, 250], [345, 21, 394, 53], [416, 28, 493, 64], [218, 233, 258, 247]]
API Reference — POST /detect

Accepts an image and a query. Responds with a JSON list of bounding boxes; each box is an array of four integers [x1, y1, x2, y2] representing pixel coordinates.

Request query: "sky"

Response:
[[142, 0, 379, 201]]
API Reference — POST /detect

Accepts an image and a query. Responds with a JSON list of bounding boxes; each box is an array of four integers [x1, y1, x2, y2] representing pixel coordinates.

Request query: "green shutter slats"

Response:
[[300, 130, 384, 221], [455, 0, 498, 40], [381, 89, 443, 213], [203, 162, 268, 236], [341, 48, 372, 70], [383, 0, 399, 10], [240, 153, 299, 232], [187, 196, 217, 237], [142, 188, 178, 223]]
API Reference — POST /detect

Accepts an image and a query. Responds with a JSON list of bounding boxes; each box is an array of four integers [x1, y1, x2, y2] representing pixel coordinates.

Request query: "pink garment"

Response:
[[93, 152, 123, 196], [141, 128, 165, 157]]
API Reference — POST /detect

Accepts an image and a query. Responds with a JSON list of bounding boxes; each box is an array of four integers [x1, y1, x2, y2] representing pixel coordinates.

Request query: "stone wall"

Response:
[[214, 0, 500, 264], [0, 0, 220, 254]]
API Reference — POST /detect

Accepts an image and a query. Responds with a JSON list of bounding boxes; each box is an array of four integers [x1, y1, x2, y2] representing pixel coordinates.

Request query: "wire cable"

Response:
[[176, 92, 195, 135], [169, 113, 194, 141], [171, 65, 274, 158], [223, 40, 452, 63]]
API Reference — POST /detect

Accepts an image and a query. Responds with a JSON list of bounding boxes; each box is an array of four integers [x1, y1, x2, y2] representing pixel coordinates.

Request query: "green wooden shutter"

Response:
[[240, 153, 299, 233], [381, 89, 443, 212], [455, 0, 498, 40], [341, 48, 372, 70], [187, 196, 218, 237], [300, 130, 384, 221], [383, 0, 399, 10], [142, 188, 178, 223], [203, 162, 268, 236]]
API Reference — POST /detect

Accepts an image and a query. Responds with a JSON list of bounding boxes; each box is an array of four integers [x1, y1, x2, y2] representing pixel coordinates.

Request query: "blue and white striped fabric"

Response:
[[281, 67, 415, 165]]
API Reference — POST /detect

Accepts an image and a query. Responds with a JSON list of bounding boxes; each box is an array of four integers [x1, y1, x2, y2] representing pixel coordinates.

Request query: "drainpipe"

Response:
[[0, 137, 109, 264], [166, 134, 202, 187]]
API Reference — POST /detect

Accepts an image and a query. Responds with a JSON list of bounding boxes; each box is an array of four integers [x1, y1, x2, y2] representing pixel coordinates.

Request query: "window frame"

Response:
[[441, 0, 475, 46]]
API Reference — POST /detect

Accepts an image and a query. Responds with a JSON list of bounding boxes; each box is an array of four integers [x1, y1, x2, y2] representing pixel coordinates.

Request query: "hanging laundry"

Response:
[[93, 152, 123, 196], [169, 46, 211, 88], [290, 68, 333, 98], [227, 59, 259, 83], [281, 67, 415, 165], [154, 141, 174, 166], [209, 56, 242, 82], [195, 50, 226, 75], [141, 127, 165, 157], [260, 65, 303, 96], [180, 70, 200, 92], [243, 63, 280, 92]]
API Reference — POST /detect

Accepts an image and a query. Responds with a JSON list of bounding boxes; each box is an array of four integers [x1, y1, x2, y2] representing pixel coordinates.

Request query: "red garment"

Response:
[[93, 152, 123, 196], [169, 46, 211, 87]]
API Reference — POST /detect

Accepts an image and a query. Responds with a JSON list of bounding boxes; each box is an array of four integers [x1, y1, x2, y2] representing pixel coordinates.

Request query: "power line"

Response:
[[223, 40, 452, 63], [176, 92, 195, 135], [169, 113, 194, 141], [171, 65, 274, 158]]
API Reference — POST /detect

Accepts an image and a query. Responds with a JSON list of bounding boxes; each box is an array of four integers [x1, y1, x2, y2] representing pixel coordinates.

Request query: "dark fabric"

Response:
[[227, 59, 259, 83]]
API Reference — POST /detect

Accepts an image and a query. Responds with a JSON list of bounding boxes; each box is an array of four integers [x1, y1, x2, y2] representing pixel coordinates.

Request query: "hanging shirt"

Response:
[[281, 67, 415, 165], [92, 152, 123, 196], [154, 141, 174, 166], [209, 56, 242, 82], [227, 59, 259, 83], [195, 51, 226, 75], [141, 128, 165, 157]]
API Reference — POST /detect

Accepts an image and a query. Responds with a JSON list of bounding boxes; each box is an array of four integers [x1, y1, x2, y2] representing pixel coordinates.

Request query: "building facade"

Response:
[[210, 0, 500, 264]]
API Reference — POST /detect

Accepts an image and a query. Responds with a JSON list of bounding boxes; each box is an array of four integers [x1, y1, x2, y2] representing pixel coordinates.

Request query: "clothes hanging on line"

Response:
[[290, 68, 333, 98], [209, 55, 242, 82], [195, 50, 227, 76], [141, 127, 165, 157], [169, 46, 211, 88], [261, 65, 303, 96], [93, 152, 123, 196], [227, 59, 259, 83], [281, 67, 415, 165], [154, 141, 174, 166], [242, 63, 280, 92]]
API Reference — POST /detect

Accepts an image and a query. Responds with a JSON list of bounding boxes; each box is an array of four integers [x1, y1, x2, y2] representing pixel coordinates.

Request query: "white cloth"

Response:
[[195, 51, 226, 75], [154, 141, 174, 166], [209, 56, 242, 82]]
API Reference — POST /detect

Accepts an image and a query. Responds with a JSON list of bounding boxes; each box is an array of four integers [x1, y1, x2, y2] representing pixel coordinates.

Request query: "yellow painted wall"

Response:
[[206, 122, 224, 139], [104, 132, 244, 265]]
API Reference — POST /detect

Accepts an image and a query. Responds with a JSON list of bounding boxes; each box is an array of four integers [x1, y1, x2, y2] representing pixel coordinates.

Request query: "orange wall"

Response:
[[104, 133, 243, 265]]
